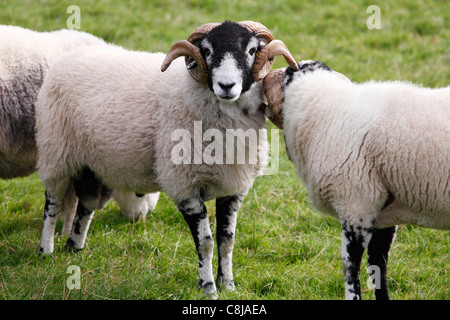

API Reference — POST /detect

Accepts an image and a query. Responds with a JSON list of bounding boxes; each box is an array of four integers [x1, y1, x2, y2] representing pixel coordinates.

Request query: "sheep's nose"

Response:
[[218, 82, 236, 92]]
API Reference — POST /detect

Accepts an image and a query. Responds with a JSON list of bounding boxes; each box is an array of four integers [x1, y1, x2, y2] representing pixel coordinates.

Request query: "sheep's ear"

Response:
[[333, 71, 352, 83], [161, 40, 208, 83], [184, 56, 203, 82], [181, 22, 220, 82]]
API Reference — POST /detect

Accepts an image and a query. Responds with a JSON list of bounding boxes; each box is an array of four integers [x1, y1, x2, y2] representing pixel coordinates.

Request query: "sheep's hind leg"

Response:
[[178, 197, 216, 298], [65, 201, 95, 252], [367, 226, 397, 300], [66, 167, 113, 252], [216, 194, 243, 291], [341, 220, 374, 300]]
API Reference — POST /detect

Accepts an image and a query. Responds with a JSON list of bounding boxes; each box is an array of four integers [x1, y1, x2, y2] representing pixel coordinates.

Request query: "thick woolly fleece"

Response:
[[0, 25, 106, 178], [279, 61, 449, 299], [0, 25, 159, 233], [35, 44, 269, 296]]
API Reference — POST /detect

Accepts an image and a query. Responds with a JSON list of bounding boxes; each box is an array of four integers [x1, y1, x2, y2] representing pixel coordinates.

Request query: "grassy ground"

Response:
[[0, 0, 449, 300]]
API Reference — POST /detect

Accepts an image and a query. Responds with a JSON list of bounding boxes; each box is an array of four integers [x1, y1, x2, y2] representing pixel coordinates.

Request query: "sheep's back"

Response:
[[36, 46, 168, 191], [36, 44, 268, 199], [282, 74, 450, 221], [369, 83, 450, 215]]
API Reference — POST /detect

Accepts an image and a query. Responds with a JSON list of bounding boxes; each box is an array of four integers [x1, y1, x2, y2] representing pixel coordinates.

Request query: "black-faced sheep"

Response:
[[35, 21, 298, 297]]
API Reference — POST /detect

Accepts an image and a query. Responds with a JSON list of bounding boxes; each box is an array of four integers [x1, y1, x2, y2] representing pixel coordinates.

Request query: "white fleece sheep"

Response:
[[0, 25, 159, 233], [264, 60, 450, 300], [35, 21, 299, 296]]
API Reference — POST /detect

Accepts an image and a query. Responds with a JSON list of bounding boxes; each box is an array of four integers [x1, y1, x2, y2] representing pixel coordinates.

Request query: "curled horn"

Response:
[[253, 40, 299, 81], [263, 68, 286, 129], [187, 22, 221, 45], [238, 21, 299, 81], [161, 40, 209, 82], [238, 21, 276, 81], [238, 20, 274, 45], [161, 23, 220, 83]]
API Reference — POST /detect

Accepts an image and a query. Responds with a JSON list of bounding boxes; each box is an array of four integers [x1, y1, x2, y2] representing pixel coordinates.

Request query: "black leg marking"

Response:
[[73, 201, 91, 235], [216, 194, 243, 290], [40, 190, 61, 254], [367, 226, 397, 300], [178, 197, 216, 296], [179, 197, 209, 253], [65, 200, 94, 252], [341, 221, 373, 300]]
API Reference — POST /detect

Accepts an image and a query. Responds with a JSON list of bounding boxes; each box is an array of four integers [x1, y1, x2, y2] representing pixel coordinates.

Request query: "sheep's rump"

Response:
[[362, 83, 450, 228], [0, 76, 39, 177], [0, 27, 47, 177], [367, 83, 450, 215], [285, 76, 450, 229], [0, 25, 105, 178]]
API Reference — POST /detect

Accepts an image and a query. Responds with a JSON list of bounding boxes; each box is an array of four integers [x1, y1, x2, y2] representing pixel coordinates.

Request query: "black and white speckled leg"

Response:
[[178, 197, 216, 297], [65, 201, 95, 252], [40, 190, 61, 254], [367, 226, 397, 300], [341, 220, 373, 300], [215, 194, 243, 291]]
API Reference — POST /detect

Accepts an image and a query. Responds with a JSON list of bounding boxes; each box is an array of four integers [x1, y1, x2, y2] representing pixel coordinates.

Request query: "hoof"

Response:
[[39, 246, 53, 256], [198, 280, 218, 299], [217, 278, 235, 291], [65, 239, 83, 253]]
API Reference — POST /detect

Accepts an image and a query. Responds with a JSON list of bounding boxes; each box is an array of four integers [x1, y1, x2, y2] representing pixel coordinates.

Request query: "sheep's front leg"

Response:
[[367, 226, 397, 300], [341, 220, 373, 300], [216, 194, 243, 291], [40, 191, 62, 254], [178, 197, 216, 297]]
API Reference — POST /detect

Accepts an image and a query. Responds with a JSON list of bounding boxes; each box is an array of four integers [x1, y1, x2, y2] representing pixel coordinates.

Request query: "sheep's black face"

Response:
[[200, 21, 265, 103]]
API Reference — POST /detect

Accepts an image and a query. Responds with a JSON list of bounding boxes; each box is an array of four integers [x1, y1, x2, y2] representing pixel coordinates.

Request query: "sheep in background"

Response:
[[35, 20, 298, 297], [113, 191, 159, 221], [0, 25, 159, 235], [263, 60, 449, 300]]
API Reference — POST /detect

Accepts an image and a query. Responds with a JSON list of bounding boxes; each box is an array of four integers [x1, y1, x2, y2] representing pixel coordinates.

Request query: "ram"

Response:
[[0, 25, 158, 233], [264, 61, 450, 300], [35, 21, 298, 296]]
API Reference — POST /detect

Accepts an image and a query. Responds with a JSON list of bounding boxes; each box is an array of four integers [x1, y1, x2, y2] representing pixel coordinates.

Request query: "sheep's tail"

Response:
[[60, 180, 78, 237]]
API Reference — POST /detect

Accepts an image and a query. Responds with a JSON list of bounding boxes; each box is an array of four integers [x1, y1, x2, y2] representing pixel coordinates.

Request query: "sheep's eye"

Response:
[[203, 48, 211, 57], [248, 47, 257, 55]]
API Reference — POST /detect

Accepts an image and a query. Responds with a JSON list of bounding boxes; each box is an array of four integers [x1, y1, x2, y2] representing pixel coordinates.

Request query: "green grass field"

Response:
[[0, 0, 449, 300]]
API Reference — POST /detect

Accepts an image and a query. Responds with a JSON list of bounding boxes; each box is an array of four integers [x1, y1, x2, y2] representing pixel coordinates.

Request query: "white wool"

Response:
[[274, 62, 449, 300], [282, 69, 450, 229], [0, 25, 157, 226], [35, 44, 268, 207], [34, 26, 270, 298], [0, 25, 106, 178]]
